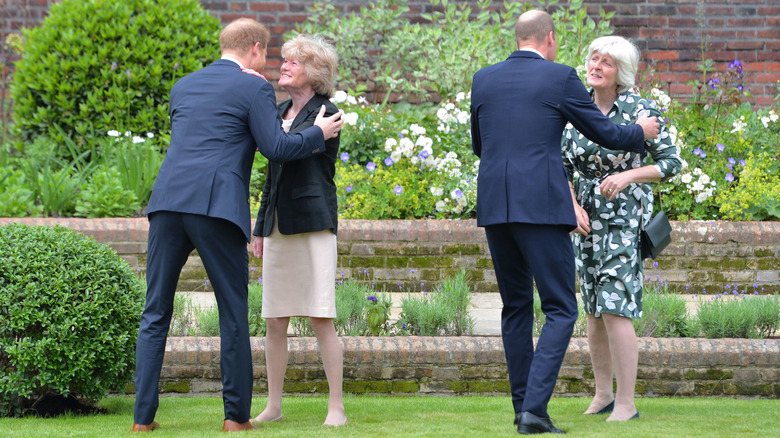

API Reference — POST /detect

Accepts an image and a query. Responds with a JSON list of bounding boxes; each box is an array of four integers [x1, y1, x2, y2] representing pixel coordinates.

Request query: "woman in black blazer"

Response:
[[249, 35, 346, 427]]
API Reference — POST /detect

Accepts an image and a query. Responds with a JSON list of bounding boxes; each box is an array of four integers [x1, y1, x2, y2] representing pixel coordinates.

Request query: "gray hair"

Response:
[[281, 34, 339, 97], [585, 36, 640, 93]]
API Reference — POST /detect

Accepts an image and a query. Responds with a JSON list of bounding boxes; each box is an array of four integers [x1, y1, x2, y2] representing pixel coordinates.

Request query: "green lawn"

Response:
[[1, 395, 777, 437]]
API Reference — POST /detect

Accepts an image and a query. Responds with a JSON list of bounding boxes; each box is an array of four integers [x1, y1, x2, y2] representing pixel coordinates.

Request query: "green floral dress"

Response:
[[562, 91, 683, 319]]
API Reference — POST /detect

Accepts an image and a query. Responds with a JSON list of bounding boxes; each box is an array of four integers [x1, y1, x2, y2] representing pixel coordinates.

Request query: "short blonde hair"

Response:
[[586, 36, 640, 93], [281, 34, 339, 97], [220, 18, 270, 54]]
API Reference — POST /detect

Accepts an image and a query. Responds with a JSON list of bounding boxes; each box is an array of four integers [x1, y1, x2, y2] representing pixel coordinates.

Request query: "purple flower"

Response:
[[693, 148, 702, 156], [706, 78, 720, 89], [367, 296, 378, 303], [453, 189, 464, 198], [736, 84, 744, 92], [419, 150, 430, 159], [725, 173, 734, 182], [111, 61, 118, 71], [394, 185, 403, 195], [728, 157, 736, 164], [366, 162, 376, 171], [340, 152, 349, 162], [716, 143, 725, 152], [739, 159, 746, 166], [700, 151, 707, 158], [726, 163, 733, 170], [125, 69, 132, 79], [346, 185, 352, 193], [384, 157, 394, 166], [728, 59, 743, 72]]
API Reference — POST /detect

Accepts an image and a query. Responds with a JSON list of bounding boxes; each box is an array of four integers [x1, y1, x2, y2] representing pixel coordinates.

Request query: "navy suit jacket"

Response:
[[470, 51, 646, 229], [253, 94, 340, 237], [146, 59, 325, 241]]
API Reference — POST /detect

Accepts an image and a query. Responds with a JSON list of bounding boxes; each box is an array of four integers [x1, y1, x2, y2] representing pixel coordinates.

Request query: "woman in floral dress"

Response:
[[561, 36, 683, 421]]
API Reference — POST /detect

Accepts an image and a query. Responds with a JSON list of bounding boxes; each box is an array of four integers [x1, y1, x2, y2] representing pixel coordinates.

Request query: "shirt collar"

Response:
[[220, 55, 245, 69], [518, 48, 545, 60]]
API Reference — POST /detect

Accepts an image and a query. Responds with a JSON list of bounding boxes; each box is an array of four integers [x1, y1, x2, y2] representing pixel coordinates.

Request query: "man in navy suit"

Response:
[[132, 18, 343, 432], [470, 10, 659, 435]]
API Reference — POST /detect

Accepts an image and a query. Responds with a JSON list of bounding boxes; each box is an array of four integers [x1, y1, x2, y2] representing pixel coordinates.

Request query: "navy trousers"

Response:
[[484, 223, 578, 418], [134, 211, 252, 424]]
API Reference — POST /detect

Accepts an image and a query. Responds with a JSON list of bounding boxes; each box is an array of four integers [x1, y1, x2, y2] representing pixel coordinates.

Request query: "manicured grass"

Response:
[[0, 395, 778, 437]]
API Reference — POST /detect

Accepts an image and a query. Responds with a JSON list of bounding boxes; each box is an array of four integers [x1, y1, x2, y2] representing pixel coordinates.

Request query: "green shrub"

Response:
[[696, 294, 780, 339], [75, 166, 141, 218], [248, 282, 266, 337], [10, 0, 219, 149], [0, 224, 145, 417], [634, 289, 693, 338], [293, 0, 608, 102], [0, 167, 38, 217], [396, 270, 474, 336], [716, 152, 780, 221]]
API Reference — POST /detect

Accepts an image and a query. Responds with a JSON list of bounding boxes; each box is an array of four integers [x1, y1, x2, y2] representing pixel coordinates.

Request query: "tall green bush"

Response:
[[10, 0, 219, 150], [0, 224, 145, 417]]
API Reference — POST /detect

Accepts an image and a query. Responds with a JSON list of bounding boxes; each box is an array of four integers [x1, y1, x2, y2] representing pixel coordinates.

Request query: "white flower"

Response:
[[431, 187, 444, 197], [681, 174, 693, 184], [699, 174, 711, 185], [146, 132, 154, 138], [445, 102, 455, 110], [107, 130, 120, 137], [331, 90, 348, 104], [342, 112, 359, 126], [409, 124, 426, 136], [385, 138, 398, 152], [415, 135, 433, 149], [390, 150, 402, 162], [455, 109, 469, 125], [730, 116, 747, 133], [695, 192, 709, 203], [456, 92, 466, 102], [346, 95, 357, 105], [132, 136, 145, 144], [124, 131, 132, 137], [435, 200, 447, 211]]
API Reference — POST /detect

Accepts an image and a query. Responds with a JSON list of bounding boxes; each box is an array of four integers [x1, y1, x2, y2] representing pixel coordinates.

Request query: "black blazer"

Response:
[[253, 94, 339, 237], [146, 59, 325, 241]]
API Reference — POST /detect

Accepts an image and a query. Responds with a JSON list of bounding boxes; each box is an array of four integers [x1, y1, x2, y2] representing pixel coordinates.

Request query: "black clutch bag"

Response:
[[640, 211, 672, 260]]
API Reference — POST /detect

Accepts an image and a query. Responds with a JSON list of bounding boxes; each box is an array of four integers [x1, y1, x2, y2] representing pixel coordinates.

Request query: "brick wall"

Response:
[[2, 0, 778, 106], [1, 218, 778, 295], [150, 336, 780, 398]]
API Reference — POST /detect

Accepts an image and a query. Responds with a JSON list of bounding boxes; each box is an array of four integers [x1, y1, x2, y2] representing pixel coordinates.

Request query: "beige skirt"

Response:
[[261, 216, 337, 318]]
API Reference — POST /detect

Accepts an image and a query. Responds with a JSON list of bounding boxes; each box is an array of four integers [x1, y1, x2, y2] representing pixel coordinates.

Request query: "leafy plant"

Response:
[[396, 269, 474, 336], [10, 0, 219, 150], [75, 166, 141, 218], [248, 283, 266, 337], [0, 224, 145, 417], [634, 287, 693, 338], [292, 0, 605, 103], [0, 166, 38, 217], [696, 294, 780, 339]]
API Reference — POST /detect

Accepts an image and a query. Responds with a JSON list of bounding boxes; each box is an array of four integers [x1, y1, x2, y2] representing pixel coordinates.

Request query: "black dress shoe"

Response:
[[517, 411, 565, 434]]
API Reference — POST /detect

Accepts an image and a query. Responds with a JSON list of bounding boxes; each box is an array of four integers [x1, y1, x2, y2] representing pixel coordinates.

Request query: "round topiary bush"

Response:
[[0, 223, 145, 417], [10, 0, 220, 148]]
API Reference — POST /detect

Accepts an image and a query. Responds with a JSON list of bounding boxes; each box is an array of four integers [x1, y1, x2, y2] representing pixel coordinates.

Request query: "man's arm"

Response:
[[248, 84, 341, 162], [559, 69, 658, 154]]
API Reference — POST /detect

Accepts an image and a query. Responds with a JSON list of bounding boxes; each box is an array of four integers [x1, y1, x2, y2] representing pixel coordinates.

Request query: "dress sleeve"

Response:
[[636, 99, 684, 181]]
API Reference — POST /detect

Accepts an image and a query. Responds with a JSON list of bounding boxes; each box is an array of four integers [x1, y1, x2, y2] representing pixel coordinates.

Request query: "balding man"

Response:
[[470, 10, 658, 435]]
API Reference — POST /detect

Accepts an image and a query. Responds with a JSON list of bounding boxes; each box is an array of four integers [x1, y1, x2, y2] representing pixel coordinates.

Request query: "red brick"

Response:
[[647, 51, 678, 61], [249, 3, 288, 12], [727, 41, 765, 50]]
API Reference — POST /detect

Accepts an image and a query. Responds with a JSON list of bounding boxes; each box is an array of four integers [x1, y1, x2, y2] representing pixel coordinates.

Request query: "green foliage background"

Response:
[[10, 0, 219, 149]]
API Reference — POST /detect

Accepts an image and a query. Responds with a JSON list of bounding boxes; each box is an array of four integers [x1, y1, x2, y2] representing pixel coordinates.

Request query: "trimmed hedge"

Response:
[[0, 224, 145, 417]]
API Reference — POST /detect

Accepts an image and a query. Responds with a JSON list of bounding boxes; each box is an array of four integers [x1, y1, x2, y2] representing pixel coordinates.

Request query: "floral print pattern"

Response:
[[562, 91, 683, 319]]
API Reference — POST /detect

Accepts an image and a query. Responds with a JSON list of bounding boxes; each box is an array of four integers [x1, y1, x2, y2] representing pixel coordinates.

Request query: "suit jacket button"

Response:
[[594, 170, 602, 177]]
